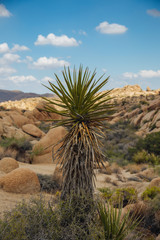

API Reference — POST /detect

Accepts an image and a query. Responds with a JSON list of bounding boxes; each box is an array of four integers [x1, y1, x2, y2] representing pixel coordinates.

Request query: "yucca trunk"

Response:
[[55, 122, 104, 199]]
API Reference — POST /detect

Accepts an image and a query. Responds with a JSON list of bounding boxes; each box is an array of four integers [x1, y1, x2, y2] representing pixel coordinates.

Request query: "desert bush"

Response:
[[0, 195, 102, 240], [129, 132, 160, 159], [125, 164, 148, 174], [141, 186, 160, 200], [103, 120, 139, 165], [0, 197, 59, 240], [99, 187, 137, 207], [133, 197, 160, 236], [0, 137, 32, 163], [154, 166, 160, 176], [110, 162, 122, 174], [38, 121, 51, 133], [99, 166, 112, 175], [112, 187, 138, 207], [98, 187, 113, 201], [0, 137, 32, 151], [37, 174, 61, 193], [133, 150, 160, 165]]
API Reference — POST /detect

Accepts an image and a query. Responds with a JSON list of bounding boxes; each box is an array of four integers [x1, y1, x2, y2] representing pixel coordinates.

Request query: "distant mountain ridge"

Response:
[[0, 89, 54, 102]]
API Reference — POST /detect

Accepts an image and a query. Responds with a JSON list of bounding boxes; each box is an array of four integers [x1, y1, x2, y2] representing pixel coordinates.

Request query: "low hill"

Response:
[[0, 89, 53, 102]]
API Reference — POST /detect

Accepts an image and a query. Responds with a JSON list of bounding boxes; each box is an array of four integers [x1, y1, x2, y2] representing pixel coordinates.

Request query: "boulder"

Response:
[[125, 108, 140, 119], [149, 128, 160, 134], [0, 157, 19, 173], [156, 121, 160, 128], [32, 126, 67, 163], [2, 125, 33, 140], [9, 112, 32, 128], [146, 86, 151, 91], [147, 99, 160, 111], [140, 110, 156, 125], [156, 234, 160, 240], [2, 116, 13, 125], [32, 101, 63, 121], [149, 177, 160, 188], [0, 168, 40, 193], [131, 112, 144, 126], [33, 152, 53, 164], [0, 121, 3, 135], [152, 110, 160, 125], [22, 124, 45, 138]]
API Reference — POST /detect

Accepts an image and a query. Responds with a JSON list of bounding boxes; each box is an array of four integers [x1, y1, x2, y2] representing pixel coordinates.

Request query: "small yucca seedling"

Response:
[[97, 201, 141, 240], [43, 65, 114, 199]]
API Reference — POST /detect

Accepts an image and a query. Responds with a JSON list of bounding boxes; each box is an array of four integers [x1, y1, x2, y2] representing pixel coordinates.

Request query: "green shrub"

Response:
[[149, 194, 160, 212], [102, 120, 139, 165], [154, 165, 160, 176], [99, 187, 137, 207], [133, 150, 160, 165], [142, 186, 160, 200], [0, 137, 32, 151], [98, 187, 113, 201], [129, 132, 160, 158], [0, 137, 32, 163], [0, 195, 102, 240], [37, 174, 61, 193], [0, 197, 59, 240], [112, 187, 138, 207]]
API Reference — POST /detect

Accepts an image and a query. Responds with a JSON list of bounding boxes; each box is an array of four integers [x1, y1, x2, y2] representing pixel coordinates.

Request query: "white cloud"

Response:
[[0, 53, 20, 64], [0, 43, 9, 53], [96, 21, 128, 34], [0, 67, 16, 76], [123, 72, 138, 79], [147, 9, 160, 17], [0, 4, 11, 17], [102, 68, 107, 73], [9, 75, 37, 84], [123, 69, 160, 79], [33, 56, 70, 69], [26, 56, 33, 62], [41, 76, 54, 82], [11, 44, 29, 52], [35, 33, 81, 47], [79, 30, 87, 36], [139, 70, 160, 78], [0, 42, 29, 54]]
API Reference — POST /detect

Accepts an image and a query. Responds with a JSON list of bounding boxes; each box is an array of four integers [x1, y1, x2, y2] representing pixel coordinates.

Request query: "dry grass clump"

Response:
[[137, 168, 158, 182], [105, 176, 112, 183], [125, 164, 148, 174], [110, 162, 122, 174], [0, 146, 18, 160], [99, 166, 112, 175]]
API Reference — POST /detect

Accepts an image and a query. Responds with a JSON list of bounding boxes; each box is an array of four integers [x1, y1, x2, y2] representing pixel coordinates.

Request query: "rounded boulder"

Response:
[[0, 157, 19, 173], [22, 123, 45, 138], [0, 168, 40, 193]]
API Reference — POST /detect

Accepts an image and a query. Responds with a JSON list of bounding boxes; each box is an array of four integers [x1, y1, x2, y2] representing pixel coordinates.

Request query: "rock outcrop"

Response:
[[22, 124, 45, 138], [0, 157, 19, 173], [0, 168, 40, 193], [32, 126, 67, 163]]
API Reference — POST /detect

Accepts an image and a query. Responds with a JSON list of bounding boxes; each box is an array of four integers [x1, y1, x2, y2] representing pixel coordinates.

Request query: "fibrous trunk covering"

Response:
[[54, 123, 105, 199]]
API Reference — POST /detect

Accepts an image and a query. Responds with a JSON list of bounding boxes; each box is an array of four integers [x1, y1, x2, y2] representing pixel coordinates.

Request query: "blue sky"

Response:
[[0, 0, 160, 93]]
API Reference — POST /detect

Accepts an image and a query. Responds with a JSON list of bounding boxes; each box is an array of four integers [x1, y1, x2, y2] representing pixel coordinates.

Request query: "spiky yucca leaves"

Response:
[[97, 201, 141, 240], [43, 65, 114, 199]]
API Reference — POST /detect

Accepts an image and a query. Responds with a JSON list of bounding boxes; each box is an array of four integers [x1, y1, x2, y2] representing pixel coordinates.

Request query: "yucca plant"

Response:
[[97, 201, 141, 240], [42, 65, 114, 199]]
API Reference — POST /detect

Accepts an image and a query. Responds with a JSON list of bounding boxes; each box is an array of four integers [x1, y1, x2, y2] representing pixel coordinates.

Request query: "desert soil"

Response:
[[0, 162, 150, 217]]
